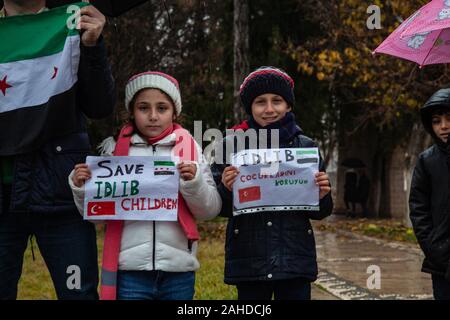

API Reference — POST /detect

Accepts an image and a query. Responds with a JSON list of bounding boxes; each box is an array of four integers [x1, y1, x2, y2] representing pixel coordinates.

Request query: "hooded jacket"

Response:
[[409, 88, 450, 279]]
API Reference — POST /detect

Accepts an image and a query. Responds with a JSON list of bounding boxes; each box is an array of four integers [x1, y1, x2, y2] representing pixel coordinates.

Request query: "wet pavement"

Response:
[[311, 216, 433, 300]]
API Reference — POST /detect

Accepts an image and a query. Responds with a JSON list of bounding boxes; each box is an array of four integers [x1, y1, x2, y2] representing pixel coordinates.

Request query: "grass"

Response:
[[17, 217, 418, 299], [315, 218, 418, 244], [195, 237, 237, 300], [17, 219, 236, 300], [18, 239, 56, 300]]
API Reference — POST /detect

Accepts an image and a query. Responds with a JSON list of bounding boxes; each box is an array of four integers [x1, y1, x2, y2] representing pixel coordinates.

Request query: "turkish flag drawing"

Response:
[[87, 201, 116, 216], [238, 186, 261, 203]]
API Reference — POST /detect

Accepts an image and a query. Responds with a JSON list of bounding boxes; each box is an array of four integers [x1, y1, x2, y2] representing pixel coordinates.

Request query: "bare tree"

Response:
[[233, 0, 249, 123]]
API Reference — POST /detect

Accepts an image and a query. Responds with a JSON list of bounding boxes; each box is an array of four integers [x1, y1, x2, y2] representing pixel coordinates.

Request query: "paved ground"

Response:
[[312, 283, 340, 300], [310, 215, 433, 300]]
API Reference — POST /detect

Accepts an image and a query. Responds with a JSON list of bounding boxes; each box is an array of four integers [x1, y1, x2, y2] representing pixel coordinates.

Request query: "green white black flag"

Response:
[[0, 2, 89, 155]]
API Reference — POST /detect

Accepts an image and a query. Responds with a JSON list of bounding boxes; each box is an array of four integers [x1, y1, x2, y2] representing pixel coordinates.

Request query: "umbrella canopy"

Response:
[[373, 0, 450, 68], [374, 28, 450, 67], [401, 0, 450, 37], [0, 0, 151, 17], [340, 158, 366, 168]]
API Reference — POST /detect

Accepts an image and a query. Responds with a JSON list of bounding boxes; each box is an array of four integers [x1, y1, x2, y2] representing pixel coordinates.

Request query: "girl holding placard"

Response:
[[69, 72, 222, 300]]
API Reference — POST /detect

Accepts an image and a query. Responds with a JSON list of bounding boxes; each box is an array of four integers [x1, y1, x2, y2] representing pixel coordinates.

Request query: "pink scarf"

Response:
[[100, 123, 199, 300], [146, 124, 174, 145]]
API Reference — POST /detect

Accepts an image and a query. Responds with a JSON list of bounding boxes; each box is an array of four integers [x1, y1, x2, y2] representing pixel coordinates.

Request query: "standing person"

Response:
[[356, 168, 370, 218], [344, 170, 357, 218], [409, 88, 450, 300], [0, 0, 115, 300], [211, 66, 333, 300], [69, 71, 222, 300]]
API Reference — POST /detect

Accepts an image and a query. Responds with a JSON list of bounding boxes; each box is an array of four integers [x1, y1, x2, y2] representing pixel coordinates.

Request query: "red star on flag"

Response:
[[0, 75, 12, 96]]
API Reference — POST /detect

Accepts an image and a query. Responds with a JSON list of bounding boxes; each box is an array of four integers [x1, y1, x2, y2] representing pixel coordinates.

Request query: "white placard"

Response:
[[231, 148, 320, 216], [83, 156, 179, 221]]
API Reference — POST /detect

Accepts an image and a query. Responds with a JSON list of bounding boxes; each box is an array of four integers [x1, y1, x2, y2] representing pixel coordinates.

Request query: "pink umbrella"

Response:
[[401, 0, 450, 37], [373, 1, 450, 67]]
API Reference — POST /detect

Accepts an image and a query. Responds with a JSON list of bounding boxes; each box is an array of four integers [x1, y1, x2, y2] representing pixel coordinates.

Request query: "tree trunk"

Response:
[[233, 0, 249, 123], [371, 152, 383, 218]]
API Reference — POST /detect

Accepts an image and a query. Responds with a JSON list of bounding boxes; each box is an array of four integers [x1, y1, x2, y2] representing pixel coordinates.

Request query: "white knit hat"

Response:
[[125, 71, 182, 115]]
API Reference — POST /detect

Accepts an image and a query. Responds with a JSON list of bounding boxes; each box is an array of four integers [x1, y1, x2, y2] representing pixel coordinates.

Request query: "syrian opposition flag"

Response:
[[0, 2, 89, 156], [154, 160, 176, 176]]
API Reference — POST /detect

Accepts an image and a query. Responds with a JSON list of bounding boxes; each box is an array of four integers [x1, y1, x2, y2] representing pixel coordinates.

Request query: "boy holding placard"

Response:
[[211, 66, 333, 300]]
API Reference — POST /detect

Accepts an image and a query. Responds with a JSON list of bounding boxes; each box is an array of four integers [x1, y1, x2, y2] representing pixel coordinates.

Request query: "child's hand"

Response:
[[72, 164, 92, 188], [315, 172, 331, 199], [222, 166, 239, 192], [178, 161, 197, 181]]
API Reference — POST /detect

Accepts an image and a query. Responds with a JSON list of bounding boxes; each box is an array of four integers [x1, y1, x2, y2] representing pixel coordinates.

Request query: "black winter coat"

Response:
[[211, 132, 333, 284], [409, 88, 450, 279], [0, 38, 115, 215], [410, 145, 450, 278]]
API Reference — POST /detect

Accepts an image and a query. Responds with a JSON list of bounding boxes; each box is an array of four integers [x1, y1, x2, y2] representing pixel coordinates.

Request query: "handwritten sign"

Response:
[[231, 148, 320, 216], [83, 156, 179, 221]]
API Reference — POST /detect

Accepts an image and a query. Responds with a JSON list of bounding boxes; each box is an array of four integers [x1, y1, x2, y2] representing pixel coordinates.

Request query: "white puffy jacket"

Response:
[[69, 132, 222, 272]]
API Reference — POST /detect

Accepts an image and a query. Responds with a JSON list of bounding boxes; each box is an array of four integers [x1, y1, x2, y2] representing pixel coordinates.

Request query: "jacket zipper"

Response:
[[152, 221, 156, 270], [152, 144, 157, 270], [153, 143, 192, 254]]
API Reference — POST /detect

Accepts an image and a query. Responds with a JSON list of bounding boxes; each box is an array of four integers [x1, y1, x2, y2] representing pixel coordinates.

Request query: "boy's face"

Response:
[[431, 111, 450, 143], [251, 93, 291, 127]]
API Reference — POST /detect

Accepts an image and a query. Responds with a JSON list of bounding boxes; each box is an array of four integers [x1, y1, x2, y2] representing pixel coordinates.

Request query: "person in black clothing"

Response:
[[356, 168, 370, 218], [409, 88, 450, 300], [211, 66, 333, 300], [344, 170, 357, 218], [0, 0, 115, 300]]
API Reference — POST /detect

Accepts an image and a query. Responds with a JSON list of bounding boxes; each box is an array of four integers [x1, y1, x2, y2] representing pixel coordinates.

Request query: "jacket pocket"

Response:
[[283, 215, 316, 257], [429, 237, 450, 269], [48, 133, 91, 203], [225, 216, 266, 260], [284, 227, 316, 258]]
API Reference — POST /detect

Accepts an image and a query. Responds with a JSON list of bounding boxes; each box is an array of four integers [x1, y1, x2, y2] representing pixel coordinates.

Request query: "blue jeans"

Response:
[[236, 277, 311, 300], [0, 211, 99, 300], [432, 274, 450, 300], [117, 270, 195, 300]]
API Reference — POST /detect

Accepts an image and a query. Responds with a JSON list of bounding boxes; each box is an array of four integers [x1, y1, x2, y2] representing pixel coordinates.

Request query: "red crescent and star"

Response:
[[0, 67, 59, 98]]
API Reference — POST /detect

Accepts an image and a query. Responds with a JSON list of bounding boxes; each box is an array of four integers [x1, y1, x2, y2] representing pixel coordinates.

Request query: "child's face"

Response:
[[251, 94, 291, 127], [432, 112, 450, 143], [132, 89, 176, 139]]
